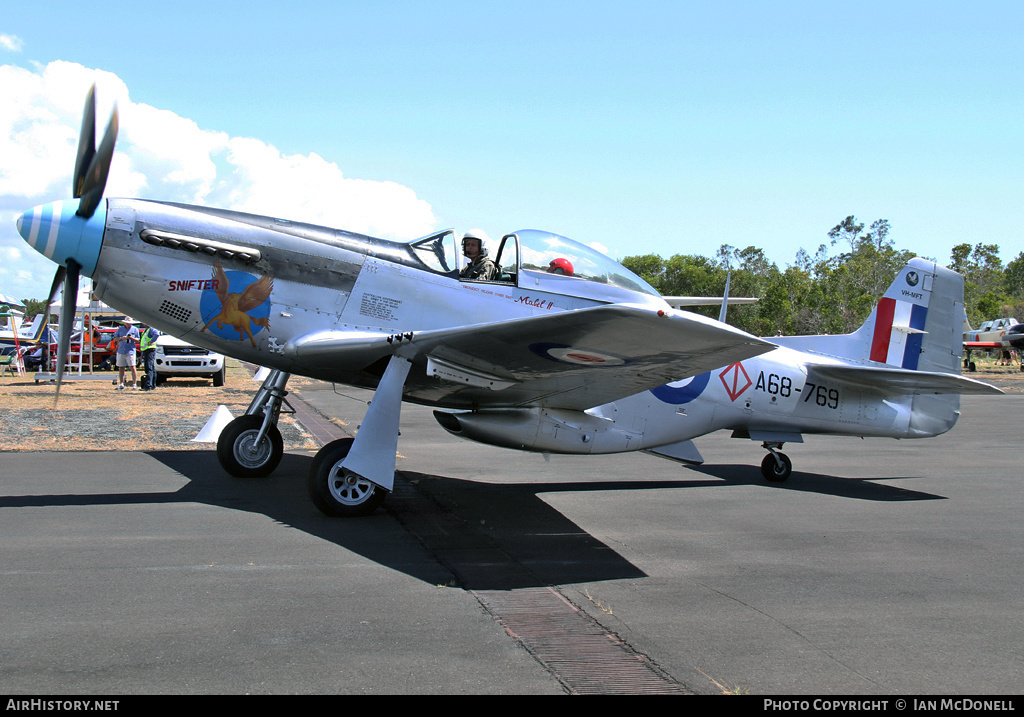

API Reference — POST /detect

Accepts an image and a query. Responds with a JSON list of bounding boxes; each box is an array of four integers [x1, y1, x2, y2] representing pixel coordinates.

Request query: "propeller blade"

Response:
[[46, 264, 67, 307], [53, 260, 81, 407], [73, 85, 97, 199], [76, 105, 118, 219], [42, 265, 66, 362]]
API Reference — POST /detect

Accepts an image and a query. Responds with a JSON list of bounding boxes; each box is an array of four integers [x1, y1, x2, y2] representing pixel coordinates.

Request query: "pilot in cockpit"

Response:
[[459, 232, 499, 281]]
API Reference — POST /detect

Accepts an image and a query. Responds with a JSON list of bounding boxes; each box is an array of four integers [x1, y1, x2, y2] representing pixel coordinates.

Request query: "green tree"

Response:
[[817, 216, 913, 332], [950, 243, 1010, 325], [624, 217, 1024, 341], [1005, 252, 1024, 296], [20, 298, 52, 322], [621, 254, 665, 288]]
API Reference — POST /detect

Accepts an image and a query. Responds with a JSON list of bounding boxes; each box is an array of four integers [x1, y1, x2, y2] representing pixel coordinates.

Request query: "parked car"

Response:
[[47, 327, 119, 369], [153, 335, 226, 386]]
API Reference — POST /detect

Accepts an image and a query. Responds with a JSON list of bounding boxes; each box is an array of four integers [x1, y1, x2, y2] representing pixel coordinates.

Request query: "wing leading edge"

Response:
[[287, 303, 775, 410]]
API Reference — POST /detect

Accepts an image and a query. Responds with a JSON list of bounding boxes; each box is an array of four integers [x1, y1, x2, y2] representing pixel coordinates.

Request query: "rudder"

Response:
[[866, 258, 962, 374]]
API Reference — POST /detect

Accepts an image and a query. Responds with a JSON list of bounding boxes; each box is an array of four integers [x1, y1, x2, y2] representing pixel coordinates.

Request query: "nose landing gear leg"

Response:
[[760, 442, 792, 483], [217, 369, 291, 477]]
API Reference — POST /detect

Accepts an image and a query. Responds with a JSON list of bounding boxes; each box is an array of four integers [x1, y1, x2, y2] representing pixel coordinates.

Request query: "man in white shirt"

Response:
[[111, 319, 140, 390]]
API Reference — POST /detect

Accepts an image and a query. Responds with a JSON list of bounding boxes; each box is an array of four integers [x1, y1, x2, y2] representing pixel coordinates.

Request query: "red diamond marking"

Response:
[[719, 362, 752, 401]]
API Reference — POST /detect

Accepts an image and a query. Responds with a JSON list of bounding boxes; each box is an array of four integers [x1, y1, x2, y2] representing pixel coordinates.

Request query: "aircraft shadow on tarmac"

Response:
[[0, 450, 943, 591], [681, 464, 947, 502], [0, 451, 648, 590]]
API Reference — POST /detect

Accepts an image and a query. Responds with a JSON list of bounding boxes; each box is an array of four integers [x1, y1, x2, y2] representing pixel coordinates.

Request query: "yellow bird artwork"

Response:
[[200, 262, 274, 346]]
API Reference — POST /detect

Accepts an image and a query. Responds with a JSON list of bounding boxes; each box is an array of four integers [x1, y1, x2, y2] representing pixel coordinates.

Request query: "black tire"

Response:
[[308, 438, 386, 517], [212, 365, 226, 387], [217, 414, 283, 478], [760, 452, 792, 483]]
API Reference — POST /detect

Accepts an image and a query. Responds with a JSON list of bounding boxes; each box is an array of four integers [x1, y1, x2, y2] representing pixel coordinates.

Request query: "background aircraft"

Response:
[[0, 312, 49, 355], [15, 86, 1001, 516], [962, 316, 1024, 371]]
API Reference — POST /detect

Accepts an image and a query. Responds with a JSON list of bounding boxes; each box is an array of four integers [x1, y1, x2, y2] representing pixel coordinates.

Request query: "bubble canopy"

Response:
[[512, 230, 659, 297], [407, 228, 659, 300]]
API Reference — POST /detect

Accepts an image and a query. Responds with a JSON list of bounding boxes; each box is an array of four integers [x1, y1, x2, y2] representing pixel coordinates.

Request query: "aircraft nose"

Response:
[[16, 200, 106, 277]]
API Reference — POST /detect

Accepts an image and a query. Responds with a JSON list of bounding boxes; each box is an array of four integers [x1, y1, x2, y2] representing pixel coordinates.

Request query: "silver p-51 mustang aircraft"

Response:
[[16, 88, 1000, 517]]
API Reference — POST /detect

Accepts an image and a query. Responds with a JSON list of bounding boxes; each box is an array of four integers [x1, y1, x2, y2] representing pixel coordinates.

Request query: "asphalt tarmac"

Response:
[[1, 388, 1022, 695]]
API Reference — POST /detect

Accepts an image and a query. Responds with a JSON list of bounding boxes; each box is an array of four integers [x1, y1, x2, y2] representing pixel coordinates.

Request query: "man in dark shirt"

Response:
[[458, 232, 498, 281]]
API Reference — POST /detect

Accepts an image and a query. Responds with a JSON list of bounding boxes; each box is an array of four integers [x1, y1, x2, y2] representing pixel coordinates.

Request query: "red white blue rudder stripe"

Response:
[[869, 264, 931, 369]]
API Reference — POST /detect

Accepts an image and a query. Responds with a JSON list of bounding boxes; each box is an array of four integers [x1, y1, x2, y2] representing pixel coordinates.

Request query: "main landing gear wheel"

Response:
[[217, 414, 284, 478], [760, 451, 792, 482], [308, 438, 387, 517]]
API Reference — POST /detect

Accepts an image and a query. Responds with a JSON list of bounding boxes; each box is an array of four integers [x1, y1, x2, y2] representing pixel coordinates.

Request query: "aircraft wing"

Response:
[[963, 340, 1004, 349], [289, 303, 775, 410], [808, 363, 1003, 396], [663, 296, 759, 309]]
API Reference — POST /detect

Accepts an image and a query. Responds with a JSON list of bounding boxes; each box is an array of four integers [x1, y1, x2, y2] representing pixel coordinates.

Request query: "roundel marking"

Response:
[[650, 372, 711, 405], [529, 342, 628, 366]]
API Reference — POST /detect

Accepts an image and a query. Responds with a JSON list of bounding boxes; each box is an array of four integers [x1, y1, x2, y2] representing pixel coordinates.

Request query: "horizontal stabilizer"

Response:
[[809, 364, 1003, 396]]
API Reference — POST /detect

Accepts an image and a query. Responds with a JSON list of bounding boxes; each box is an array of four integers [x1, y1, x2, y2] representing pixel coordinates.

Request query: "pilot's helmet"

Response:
[[548, 258, 574, 276], [462, 232, 488, 258]]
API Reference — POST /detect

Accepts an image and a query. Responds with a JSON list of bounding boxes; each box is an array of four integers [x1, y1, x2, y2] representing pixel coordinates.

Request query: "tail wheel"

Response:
[[217, 414, 283, 477], [760, 452, 792, 482], [309, 438, 387, 517]]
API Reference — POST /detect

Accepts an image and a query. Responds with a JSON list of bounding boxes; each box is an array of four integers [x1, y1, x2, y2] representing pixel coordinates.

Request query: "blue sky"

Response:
[[2, 1, 1022, 302]]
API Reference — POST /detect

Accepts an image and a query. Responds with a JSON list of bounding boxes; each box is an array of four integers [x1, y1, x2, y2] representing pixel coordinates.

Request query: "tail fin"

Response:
[[864, 258, 962, 373], [28, 313, 47, 342], [774, 258, 964, 374]]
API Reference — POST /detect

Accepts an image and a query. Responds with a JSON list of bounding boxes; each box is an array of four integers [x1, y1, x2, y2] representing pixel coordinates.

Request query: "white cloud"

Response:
[[0, 60, 437, 300], [0, 34, 23, 52], [1, 60, 436, 234]]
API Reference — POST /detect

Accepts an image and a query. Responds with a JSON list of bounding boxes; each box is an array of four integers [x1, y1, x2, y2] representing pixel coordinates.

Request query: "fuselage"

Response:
[[19, 197, 667, 395], [438, 343, 960, 456]]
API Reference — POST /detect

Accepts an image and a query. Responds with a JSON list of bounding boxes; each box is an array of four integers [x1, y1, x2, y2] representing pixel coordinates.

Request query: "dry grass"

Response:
[[0, 361, 321, 452], [963, 360, 1024, 393]]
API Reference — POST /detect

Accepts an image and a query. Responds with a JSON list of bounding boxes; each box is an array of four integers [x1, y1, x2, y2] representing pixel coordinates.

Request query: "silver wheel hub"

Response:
[[235, 429, 271, 468], [327, 464, 375, 506]]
